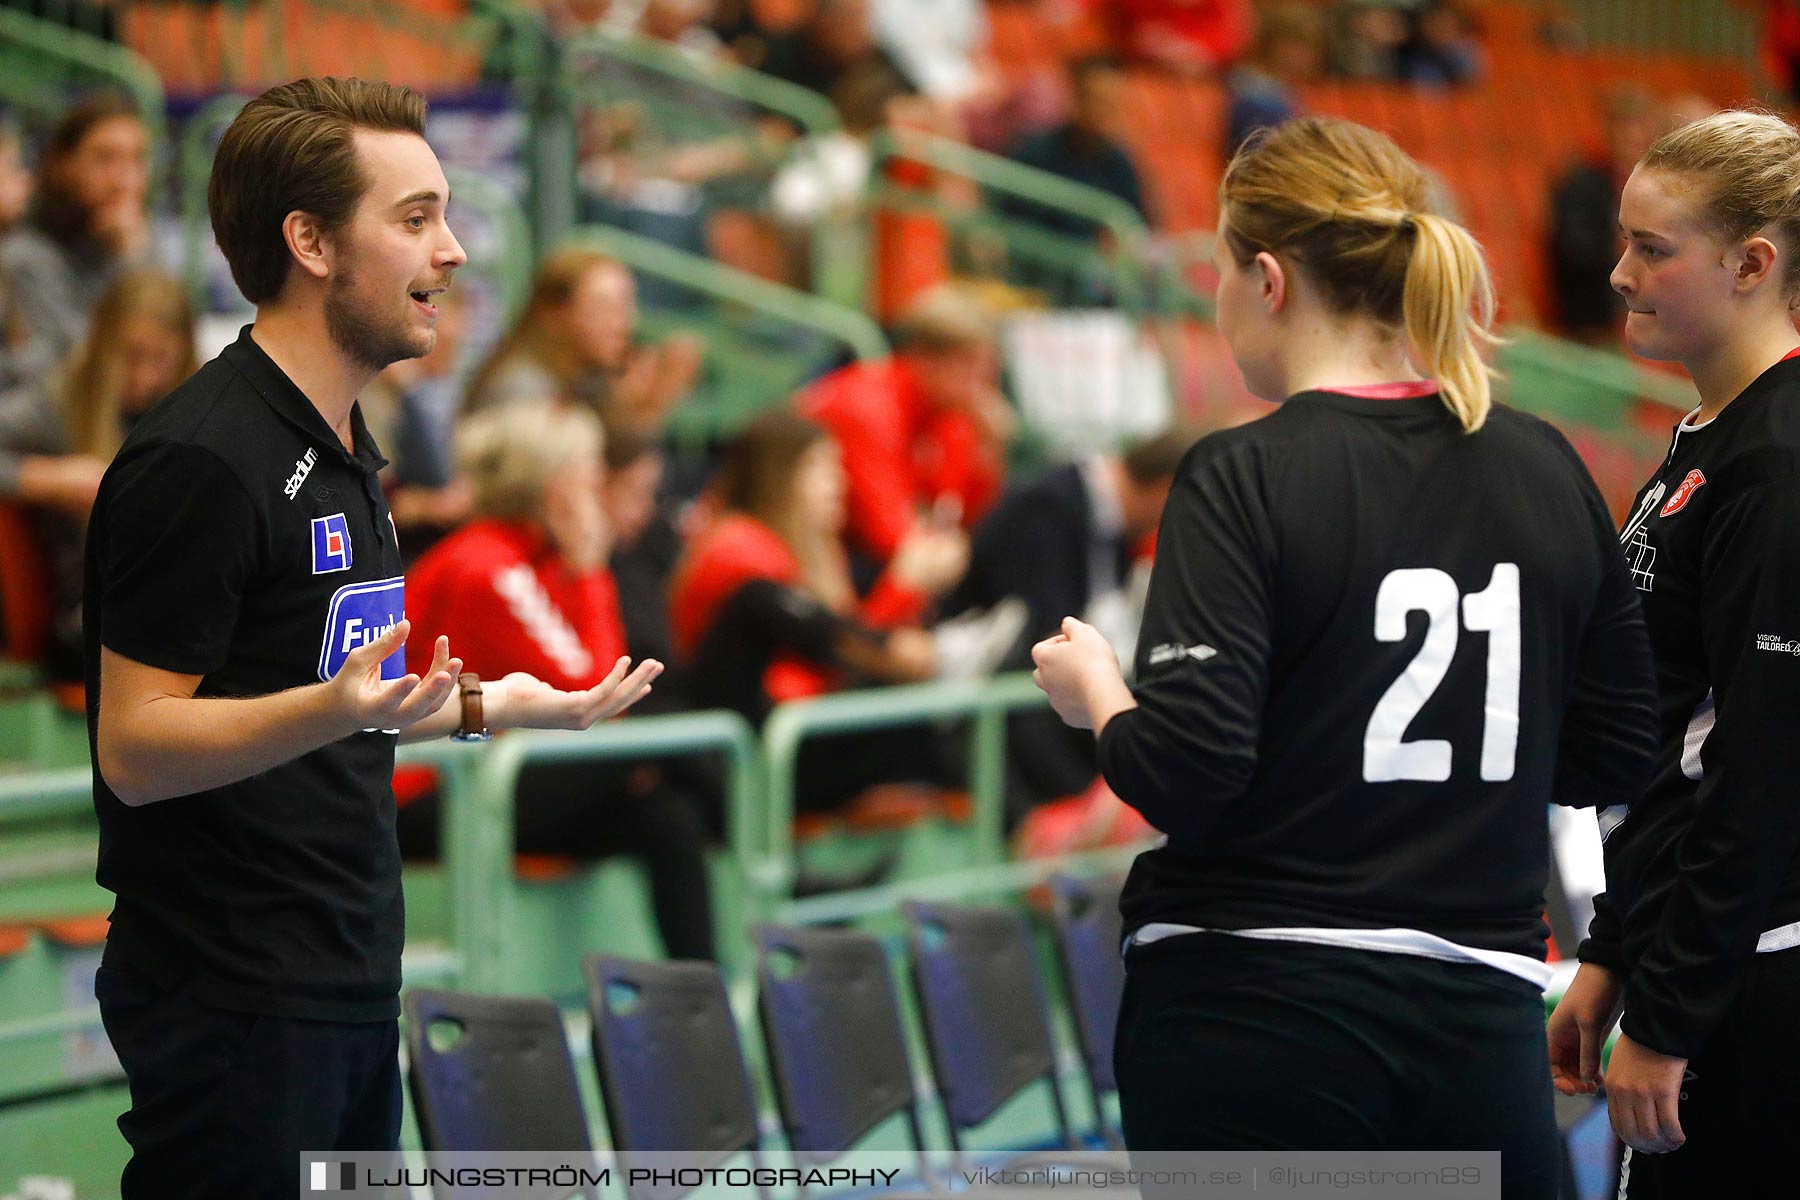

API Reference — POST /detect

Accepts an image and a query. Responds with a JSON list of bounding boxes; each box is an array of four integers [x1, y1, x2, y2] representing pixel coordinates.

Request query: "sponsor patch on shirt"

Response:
[[318, 576, 405, 682], [1147, 641, 1218, 667], [1659, 468, 1707, 516], [1755, 633, 1800, 655], [311, 513, 352, 574]]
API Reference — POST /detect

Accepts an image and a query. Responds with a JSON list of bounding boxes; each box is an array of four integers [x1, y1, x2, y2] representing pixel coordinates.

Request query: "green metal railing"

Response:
[[856, 129, 1158, 314], [563, 223, 888, 452], [0, 10, 167, 194], [556, 30, 852, 290], [0, 712, 759, 1041], [1498, 328, 1693, 426], [450, 711, 760, 990], [756, 672, 1053, 923], [561, 30, 840, 144]]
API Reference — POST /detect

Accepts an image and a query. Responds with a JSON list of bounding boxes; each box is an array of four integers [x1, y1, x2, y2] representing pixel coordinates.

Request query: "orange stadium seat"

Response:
[[38, 915, 110, 949]]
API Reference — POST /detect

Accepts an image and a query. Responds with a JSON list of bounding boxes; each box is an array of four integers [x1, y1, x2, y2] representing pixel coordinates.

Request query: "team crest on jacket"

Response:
[[1659, 469, 1707, 517]]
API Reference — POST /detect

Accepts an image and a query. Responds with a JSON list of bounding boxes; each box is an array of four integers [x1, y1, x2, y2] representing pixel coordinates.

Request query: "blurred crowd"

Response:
[[0, 0, 1779, 958], [0, 86, 1199, 961]]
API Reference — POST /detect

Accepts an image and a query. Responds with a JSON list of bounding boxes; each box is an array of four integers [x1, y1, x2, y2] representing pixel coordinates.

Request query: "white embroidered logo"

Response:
[[1147, 642, 1217, 667], [1755, 634, 1800, 655], [284, 448, 317, 500], [1620, 481, 1666, 594], [492, 564, 593, 680]]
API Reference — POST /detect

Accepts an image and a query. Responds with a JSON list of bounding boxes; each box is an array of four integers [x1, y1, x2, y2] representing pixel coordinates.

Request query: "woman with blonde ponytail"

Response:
[[1032, 117, 1659, 1187], [1547, 108, 1800, 1193]]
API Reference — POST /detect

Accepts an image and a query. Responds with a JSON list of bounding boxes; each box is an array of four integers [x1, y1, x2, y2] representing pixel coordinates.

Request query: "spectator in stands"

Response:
[[0, 268, 195, 682], [1093, 0, 1255, 78], [465, 247, 700, 441], [947, 428, 1194, 811], [1326, 0, 1408, 81], [402, 403, 717, 960], [604, 426, 681, 668], [0, 96, 150, 392], [366, 286, 473, 558], [1547, 84, 1663, 343], [708, 0, 787, 69], [1223, 3, 1323, 157], [1002, 55, 1149, 237], [797, 283, 1011, 568], [671, 409, 1013, 813], [566, 0, 802, 298], [1395, 0, 1483, 88], [759, 0, 918, 124]]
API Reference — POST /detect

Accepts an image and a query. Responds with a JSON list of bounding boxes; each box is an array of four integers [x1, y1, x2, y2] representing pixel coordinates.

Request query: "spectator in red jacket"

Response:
[[671, 409, 990, 813], [1093, 0, 1255, 78], [796, 283, 1012, 568], [403, 403, 716, 959]]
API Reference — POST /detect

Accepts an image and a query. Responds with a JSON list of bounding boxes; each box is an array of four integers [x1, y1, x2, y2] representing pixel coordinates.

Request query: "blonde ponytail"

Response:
[[1221, 117, 1502, 433], [1404, 213, 1500, 432]]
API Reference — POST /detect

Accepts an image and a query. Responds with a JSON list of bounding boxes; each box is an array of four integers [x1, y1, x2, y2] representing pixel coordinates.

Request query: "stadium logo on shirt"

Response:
[[1147, 641, 1217, 667], [318, 576, 405, 682], [284, 447, 316, 499], [1659, 469, 1707, 517], [311, 513, 353, 574]]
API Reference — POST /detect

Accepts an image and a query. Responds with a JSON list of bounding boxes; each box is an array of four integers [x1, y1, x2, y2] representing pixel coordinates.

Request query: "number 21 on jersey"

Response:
[[1363, 563, 1520, 783]]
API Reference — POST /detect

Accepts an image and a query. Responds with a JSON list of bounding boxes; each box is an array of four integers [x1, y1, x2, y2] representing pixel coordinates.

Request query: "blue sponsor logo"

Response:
[[312, 513, 352, 574], [318, 576, 405, 682]]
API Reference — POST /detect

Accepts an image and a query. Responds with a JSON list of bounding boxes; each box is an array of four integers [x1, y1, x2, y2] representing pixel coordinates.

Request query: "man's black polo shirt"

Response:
[[84, 326, 408, 1023]]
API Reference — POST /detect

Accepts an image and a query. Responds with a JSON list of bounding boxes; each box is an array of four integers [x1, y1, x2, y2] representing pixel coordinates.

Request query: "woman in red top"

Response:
[[403, 403, 716, 959], [670, 409, 975, 811]]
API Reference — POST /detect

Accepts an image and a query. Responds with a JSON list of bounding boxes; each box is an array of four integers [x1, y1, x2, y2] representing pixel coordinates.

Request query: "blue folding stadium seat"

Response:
[[1045, 874, 1126, 1147], [752, 924, 938, 1174], [403, 988, 600, 1198], [584, 955, 770, 1200]]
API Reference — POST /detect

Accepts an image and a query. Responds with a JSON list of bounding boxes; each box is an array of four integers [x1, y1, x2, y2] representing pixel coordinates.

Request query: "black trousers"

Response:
[[95, 963, 401, 1199], [1615, 946, 1800, 1198], [1115, 932, 1560, 1200]]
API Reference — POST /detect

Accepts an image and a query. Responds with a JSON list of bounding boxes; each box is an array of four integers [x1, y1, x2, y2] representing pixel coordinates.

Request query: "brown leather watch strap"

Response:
[[453, 672, 492, 741]]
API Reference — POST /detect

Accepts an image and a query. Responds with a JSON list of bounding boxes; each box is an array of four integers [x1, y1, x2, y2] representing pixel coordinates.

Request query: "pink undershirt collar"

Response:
[[1324, 380, 1441, 399]]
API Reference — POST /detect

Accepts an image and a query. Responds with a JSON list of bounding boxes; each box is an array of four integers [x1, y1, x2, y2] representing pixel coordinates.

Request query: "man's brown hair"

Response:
[[209, 77, 427, 304]]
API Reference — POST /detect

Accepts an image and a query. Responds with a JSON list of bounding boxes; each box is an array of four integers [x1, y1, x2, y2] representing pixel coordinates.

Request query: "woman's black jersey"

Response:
[[1577, 353, 1800, 1059], [1101, 388, 1660, 970]]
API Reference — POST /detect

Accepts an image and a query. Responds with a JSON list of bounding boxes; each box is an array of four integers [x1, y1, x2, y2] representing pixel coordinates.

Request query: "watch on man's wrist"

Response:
[[451, 672, 493, 742]]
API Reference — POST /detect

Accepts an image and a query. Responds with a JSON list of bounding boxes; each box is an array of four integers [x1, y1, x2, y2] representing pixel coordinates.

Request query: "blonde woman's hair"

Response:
[[1220, 117, 1499, 432], [1641, 108, 1800, 298], [454, 401, 605, 522], [63, 269, 198, 458]]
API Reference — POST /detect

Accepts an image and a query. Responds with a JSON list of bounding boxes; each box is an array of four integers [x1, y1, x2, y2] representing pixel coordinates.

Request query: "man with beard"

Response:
[[81, 78, 663, 1197]]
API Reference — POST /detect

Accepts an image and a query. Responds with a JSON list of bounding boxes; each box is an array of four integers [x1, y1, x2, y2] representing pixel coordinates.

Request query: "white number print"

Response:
[[1363, 563, 1521, 784]]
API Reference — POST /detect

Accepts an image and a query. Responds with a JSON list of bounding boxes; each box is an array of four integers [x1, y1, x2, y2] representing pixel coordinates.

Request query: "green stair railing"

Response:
[[0, 10, 166, 197], [563, 222, 888, 454]]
